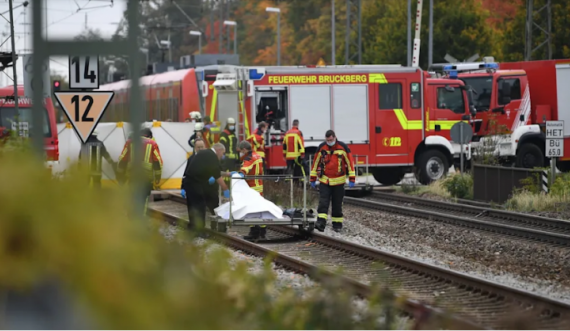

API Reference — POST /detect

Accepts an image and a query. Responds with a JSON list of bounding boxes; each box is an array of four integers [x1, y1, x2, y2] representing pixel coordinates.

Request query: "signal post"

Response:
[[54, 55, 114, 143]]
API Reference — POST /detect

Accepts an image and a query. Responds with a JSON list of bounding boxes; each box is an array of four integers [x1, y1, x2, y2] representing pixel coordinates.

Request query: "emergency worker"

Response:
[[181, 138, 220, 215], [204, 115, 221, 144], [309, 130, 355, 233], [235, 141, 266, 240], [219, 117, 239, 173], [188, 122, 210, 149], [78, 130, 116, 189], [117, 128, 164, 215], [189, 111, 202, 122], [248, 122, 267, 170], [183, 142, 230, 230], [282, 119, 306, 182]]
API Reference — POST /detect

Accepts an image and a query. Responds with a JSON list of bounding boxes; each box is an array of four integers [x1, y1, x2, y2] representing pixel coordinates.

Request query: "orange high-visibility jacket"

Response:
[[239, 151, 264, 195], [310, 141, 355, 186], [282, 127, 305, 160], [248, 128, 266, 158], [118, 136, 164, 182]]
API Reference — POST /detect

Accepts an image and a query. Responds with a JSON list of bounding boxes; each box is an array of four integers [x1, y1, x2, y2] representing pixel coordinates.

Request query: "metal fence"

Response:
[[30, 0, 146, 217], [472, 164, 543, 204]]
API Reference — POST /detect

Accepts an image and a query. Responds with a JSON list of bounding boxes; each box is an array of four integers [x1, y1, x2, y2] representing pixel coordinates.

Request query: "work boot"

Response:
[[332, 222, 343, 233], [243, 226, 260, 241], [315, 218, 327, 232], [259, 227, 267, 240]]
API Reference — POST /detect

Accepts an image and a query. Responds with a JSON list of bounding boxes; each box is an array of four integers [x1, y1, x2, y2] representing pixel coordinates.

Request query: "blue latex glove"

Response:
[[310, 181, 316, 189], [181, 189, 186, 199], [208, 176, 215, 185], [223, 189, 230, 199], [348, 181, 355, 188]]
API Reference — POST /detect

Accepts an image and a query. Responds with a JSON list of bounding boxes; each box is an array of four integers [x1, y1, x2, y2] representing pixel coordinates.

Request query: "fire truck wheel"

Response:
[[372, 167, 405, 186], [416, 149, 449, 185], [515, 143, 544, 169]]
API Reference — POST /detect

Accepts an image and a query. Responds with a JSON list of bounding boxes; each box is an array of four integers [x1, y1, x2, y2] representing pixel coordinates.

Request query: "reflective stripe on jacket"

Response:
[[239, 151, 264, 194], [282, 127, 305, 160], [220, 129, 238, 160], [248, 129, 265, 158], [118, 136, 164, 181], [310, 141, 355, 186]]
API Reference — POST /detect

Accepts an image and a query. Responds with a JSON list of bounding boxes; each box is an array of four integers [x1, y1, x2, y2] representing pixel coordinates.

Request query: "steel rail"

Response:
[[148, 195, 570, 329], [345, 193, 570, 247], [147, 199, 481, 330]]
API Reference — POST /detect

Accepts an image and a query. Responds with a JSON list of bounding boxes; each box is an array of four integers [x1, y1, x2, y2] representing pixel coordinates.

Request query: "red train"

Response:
[[96, 68, 206, 122]]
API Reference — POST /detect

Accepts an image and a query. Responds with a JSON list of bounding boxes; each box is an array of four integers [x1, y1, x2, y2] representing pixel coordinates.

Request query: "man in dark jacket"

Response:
[[78, 130, 116, 189], [181, 142, 230, 230], [181, 138, 218, 214]]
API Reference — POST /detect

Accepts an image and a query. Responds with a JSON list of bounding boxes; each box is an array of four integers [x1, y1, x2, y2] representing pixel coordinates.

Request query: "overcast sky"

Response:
[[0, 0, 127, 87]]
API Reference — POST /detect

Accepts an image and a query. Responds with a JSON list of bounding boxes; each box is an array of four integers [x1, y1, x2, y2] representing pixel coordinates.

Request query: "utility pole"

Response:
[[331, 0, 336, 66], [344, 0, 361, 65], [525, 0, 552, 60], [8, 0, 18, 114], [428, 0, 433, 68], [407, 0, 411, 66]]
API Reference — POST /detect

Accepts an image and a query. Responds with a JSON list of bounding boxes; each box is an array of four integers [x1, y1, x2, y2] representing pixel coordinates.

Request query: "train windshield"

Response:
[[459, 76, 493, 112], [0, 107, 51, 137]]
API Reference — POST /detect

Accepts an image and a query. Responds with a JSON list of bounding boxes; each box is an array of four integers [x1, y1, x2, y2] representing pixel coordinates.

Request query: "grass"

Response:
[[504, 191, 570, 213], [398, 178, 451, 199]]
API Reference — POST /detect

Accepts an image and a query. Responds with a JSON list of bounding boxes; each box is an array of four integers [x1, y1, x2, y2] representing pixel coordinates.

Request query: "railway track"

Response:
[[147, 193, 570, 330], [343, 191, 570, 247]]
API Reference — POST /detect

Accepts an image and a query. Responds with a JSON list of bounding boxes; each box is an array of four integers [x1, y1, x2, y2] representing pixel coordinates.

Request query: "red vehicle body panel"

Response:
[[0, 85, 58, 161]]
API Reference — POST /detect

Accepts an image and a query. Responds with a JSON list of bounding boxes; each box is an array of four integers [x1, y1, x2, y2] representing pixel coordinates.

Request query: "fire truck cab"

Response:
[[437, 59, 570, 170], [212, 65, 474, 185]]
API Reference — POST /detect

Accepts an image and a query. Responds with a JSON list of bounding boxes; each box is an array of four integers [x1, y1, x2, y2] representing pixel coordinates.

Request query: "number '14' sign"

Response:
[[69, 55, 99, 89]]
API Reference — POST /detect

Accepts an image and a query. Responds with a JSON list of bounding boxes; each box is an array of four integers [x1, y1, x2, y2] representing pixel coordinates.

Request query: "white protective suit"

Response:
[[214, 173, 284, 220]]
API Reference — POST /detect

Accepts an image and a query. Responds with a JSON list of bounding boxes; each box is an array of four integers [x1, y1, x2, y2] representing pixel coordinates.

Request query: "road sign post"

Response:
[[450, 121, 473, 174], [546, 120, 564, 187], [55, 56, 111, 144]]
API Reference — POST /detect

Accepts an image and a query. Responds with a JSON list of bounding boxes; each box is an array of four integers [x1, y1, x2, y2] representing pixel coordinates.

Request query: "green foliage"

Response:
[[400, 181, 420, 195], [506, 168, 570, 212], [0, 147, 416, 329], [442, 173, 473, 199]]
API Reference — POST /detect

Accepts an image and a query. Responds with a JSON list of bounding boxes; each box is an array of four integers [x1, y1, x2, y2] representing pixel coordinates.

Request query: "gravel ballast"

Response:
[[157, 223, 412, 328], [321, 205, 570, 303]]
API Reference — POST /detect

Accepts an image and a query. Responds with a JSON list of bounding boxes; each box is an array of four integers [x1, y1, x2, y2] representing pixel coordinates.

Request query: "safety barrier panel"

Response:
[[54, 121, 196, 189]]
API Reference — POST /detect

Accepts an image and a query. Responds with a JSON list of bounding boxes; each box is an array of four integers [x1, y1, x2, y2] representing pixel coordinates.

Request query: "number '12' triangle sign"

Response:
[[54, 91, 115, 144]]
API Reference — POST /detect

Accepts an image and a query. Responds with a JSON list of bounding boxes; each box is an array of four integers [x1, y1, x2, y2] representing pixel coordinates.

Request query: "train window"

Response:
[[0, 107, 50, 137], [410, 82, 421, 108], [379, 83, 402, 109]]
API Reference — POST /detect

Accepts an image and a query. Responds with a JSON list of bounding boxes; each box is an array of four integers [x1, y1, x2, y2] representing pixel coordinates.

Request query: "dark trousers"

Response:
[[185, 189, 209, 230], [286, 158, 306, 183], [317, 184, 345, 224]]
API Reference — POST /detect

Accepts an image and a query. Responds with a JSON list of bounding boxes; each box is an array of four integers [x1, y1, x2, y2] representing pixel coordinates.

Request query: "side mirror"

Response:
[[445, 85, 455, 92], [469, 105, 477, 116]]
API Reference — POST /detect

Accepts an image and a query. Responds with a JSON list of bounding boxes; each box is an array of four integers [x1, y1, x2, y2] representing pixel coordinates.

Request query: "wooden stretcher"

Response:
[[207, 174, 316, 234]]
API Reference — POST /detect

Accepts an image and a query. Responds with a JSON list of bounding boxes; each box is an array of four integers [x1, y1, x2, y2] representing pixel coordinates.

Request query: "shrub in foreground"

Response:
[[0, 149, 416, 329]]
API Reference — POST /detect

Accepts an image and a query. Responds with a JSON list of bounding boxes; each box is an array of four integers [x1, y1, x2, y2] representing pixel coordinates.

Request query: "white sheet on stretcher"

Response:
[[214, 174, 285, 220]]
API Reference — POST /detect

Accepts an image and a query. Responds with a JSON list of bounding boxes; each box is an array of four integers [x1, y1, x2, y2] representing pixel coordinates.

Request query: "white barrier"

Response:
[[55, 121, 196, 189]]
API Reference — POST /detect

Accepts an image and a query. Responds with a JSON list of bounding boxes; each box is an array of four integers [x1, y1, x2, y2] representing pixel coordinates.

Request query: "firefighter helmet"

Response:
[[140, 127, 152, 138], [92, 130, 99, 136], [189, 111, 202, 121], [195, 122, 204, 131], [227, 117, 236, 125]]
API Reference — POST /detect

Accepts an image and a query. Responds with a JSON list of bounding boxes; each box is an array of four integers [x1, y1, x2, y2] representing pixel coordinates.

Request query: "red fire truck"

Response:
[[211, 65, 475, 185], [0, 85, 59, 162], [435, 59, 570, 171]]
